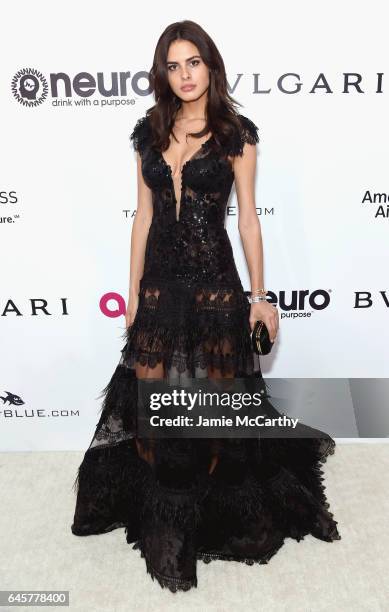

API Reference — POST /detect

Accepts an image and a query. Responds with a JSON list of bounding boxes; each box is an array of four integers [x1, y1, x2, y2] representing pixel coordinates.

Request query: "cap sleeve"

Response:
[[228, 114, 260, 157], [129, 115, 150, 157]]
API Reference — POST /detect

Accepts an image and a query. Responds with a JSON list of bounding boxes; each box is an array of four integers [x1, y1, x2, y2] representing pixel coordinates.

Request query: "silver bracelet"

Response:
[[248, 295, 268, 303]]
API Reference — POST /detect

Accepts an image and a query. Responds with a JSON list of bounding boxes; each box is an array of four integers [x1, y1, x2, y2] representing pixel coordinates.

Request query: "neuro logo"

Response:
[[11, 68, 48, 107], [0, 391, 25, 406]]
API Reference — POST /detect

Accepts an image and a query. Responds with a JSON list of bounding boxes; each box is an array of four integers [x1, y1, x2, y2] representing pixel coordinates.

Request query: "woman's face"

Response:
[[166, 39, 210, 102]]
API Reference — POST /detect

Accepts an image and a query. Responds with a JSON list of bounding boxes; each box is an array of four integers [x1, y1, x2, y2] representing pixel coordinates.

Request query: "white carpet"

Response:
[[0, 443, 388, 612]]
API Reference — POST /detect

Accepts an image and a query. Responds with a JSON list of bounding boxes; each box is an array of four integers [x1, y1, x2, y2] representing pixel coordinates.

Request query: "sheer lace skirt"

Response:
[[71, 278, 341, 593]]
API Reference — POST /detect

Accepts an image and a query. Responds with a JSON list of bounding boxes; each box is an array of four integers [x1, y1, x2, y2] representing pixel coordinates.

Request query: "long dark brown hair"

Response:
[[145, 20, 244, 153]]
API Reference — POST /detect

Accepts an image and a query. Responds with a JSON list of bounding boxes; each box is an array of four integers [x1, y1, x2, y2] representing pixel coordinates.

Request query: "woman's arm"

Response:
[[126, 153, 153, 326], [234, 143, 279, 342], [234, 143, 264, 293]]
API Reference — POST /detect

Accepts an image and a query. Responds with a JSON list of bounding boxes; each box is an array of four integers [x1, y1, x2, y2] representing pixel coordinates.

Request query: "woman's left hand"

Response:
[[249, 300, 279, 343]]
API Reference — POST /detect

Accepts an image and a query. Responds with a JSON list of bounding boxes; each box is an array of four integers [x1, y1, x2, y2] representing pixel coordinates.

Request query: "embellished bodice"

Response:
[[130, 113, 259, 287]]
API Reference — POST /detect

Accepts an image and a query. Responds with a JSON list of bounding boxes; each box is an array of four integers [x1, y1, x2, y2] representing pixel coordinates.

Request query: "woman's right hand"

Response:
[[125, 292, 139, 329]]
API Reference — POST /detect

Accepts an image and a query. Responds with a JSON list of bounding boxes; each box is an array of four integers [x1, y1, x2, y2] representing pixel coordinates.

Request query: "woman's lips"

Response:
[[181, 84, 196, 91]]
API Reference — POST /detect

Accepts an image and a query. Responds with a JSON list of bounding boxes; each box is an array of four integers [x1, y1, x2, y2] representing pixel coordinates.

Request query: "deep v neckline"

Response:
[[159, 135, 213, 222]]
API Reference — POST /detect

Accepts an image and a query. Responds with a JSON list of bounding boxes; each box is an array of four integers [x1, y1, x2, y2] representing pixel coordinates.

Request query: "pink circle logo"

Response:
[[100, 292, 126, 318]]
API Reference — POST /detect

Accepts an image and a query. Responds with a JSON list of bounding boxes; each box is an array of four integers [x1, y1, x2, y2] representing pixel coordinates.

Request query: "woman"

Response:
[[71, 20, 341, 593]]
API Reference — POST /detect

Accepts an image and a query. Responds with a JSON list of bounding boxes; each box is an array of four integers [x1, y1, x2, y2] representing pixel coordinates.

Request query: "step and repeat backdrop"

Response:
[[1, 2, 388, 450]]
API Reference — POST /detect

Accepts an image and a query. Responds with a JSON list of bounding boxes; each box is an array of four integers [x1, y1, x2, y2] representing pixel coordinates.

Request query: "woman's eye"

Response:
[[167, 60, 201, 71]]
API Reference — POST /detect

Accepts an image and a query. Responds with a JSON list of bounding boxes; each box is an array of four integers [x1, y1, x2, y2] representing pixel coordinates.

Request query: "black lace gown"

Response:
[[71, 113, 341, 592]]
